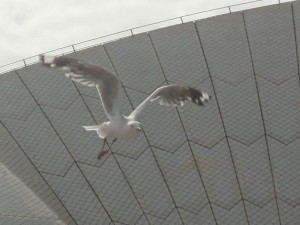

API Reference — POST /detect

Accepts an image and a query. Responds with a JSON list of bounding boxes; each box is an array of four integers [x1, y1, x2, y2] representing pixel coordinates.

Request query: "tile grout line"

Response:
[[194, 22, 251, 225], [71, 49, 153, 225], [14, 69, 116, 225], [90, 46, 154, 225], [242, 12, 282, 225], [103, 44, 185, 225], [148, 31, 219, 225], [0, 120, 79, 225], [291, 2, 300, 87]]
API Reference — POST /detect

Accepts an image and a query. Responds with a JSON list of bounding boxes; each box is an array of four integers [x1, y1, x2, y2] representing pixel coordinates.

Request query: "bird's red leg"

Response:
[[97, 138, 117, 160], [97, 137, 108, 160]]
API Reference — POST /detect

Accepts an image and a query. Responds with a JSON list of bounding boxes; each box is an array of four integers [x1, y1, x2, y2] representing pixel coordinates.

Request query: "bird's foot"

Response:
[[97, 149, 109, 160]]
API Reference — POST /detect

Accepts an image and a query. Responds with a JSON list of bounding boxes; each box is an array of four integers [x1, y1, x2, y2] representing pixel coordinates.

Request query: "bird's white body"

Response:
[[83, 116, 141, 140]]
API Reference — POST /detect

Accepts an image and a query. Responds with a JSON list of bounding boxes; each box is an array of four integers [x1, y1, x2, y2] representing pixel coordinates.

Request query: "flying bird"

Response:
[[40, 55, 211, 160]]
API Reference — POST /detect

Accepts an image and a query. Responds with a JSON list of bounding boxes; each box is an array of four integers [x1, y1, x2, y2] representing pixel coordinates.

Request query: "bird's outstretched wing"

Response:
[[40, 55, 122, 121], [129, 84, 211, 120]]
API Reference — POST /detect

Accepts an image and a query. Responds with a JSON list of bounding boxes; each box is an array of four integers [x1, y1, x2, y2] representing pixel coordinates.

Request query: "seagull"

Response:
[[40, 55, 211, 160]]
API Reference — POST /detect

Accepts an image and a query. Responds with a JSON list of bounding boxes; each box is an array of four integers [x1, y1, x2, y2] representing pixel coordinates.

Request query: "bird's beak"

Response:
[[137, 127, 142, 131]]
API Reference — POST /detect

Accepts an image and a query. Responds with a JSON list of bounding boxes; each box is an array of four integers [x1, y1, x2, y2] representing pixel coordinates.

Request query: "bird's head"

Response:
[[127, 120, 142, 133]]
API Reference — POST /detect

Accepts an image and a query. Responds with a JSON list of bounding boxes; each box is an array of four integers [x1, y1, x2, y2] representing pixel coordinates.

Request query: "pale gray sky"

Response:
[[0, 0, 284, 68]]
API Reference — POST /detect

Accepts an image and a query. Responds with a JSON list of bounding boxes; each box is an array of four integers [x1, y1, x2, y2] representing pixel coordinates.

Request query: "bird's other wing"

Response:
[[128, 84, 211, 120], [40, 55, 122, 122]]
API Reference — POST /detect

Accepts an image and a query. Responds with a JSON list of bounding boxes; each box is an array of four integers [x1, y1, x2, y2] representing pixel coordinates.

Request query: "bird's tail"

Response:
[[82, 125, 101, 131], [82, 125, 106, 138]]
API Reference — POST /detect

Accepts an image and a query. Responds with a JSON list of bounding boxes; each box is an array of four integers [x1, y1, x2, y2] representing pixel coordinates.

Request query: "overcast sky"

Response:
[[0, 0, 285, 69]]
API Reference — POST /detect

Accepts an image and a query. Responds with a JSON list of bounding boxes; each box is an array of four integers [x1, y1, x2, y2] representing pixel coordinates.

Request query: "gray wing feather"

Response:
[[129, 84, 211, 120], [40, 55, 121, 121]]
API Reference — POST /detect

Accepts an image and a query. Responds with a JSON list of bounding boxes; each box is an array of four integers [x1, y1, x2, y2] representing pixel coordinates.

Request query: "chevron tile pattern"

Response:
[[1, 2, 300, 225]]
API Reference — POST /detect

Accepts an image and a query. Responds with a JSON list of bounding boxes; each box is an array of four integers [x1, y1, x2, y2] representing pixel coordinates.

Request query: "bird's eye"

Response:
[[130, 125, 134, 128]]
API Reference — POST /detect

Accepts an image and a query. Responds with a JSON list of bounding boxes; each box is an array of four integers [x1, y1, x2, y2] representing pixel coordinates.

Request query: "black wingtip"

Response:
[[188, 87, 211, 106]]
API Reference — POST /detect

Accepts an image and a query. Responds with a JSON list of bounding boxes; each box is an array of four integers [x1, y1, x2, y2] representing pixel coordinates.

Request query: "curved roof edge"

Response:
[[0, 0, 292, 75]]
